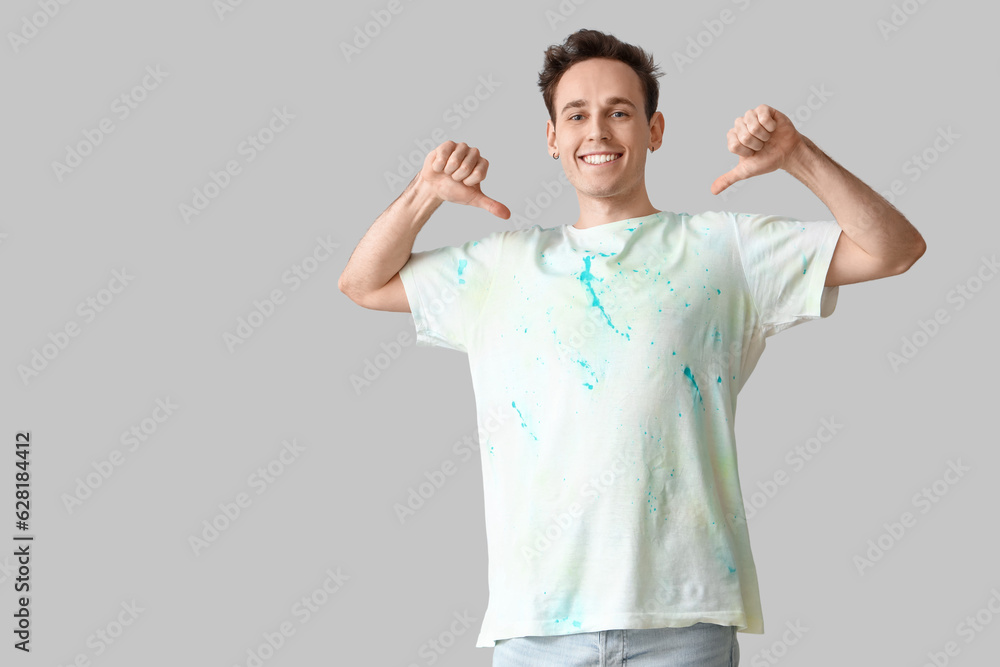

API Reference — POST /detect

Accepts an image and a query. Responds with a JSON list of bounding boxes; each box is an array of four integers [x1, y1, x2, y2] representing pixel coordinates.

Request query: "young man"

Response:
[[339, 28, 925, 667]]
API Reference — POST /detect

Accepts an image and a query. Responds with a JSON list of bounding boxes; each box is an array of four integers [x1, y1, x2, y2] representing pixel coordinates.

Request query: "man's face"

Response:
[[546, 58, 663, 202]]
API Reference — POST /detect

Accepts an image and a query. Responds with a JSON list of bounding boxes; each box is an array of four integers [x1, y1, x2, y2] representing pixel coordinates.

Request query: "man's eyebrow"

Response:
[[560, 97, 638, 115]]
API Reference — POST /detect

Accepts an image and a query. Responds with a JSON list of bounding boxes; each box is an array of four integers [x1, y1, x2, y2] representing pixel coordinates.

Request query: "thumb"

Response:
[[471, 191, 511, 220], [710, 168, 742, 195]]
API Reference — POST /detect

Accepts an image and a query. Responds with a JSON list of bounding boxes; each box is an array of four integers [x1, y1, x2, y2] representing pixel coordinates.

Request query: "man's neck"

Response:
[[572, 196, 660, 230]]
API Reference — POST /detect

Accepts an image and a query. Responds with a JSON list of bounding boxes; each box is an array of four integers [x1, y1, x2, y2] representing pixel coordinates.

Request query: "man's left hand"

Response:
[[710, 105, 806, 195]]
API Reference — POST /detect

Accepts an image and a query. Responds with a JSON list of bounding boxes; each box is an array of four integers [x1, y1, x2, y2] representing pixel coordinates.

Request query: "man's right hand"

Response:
[[419, 141, 511, 220]]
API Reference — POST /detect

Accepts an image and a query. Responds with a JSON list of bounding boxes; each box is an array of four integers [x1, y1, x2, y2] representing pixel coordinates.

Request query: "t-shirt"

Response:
[[398, 209, 842, 648]]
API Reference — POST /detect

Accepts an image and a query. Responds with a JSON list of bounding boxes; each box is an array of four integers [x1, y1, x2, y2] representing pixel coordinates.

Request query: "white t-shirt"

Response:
[[398, 210, 842, 648]]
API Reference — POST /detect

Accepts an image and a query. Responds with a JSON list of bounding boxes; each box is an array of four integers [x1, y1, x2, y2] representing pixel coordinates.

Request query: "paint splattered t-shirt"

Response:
[[398, 210, 842, 648]]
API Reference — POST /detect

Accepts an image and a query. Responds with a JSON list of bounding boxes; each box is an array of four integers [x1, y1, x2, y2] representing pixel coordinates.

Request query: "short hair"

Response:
[[538, 28, 663, 126]]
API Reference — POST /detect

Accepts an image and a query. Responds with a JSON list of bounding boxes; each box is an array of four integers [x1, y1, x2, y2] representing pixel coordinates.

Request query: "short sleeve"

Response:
[[732, 212, 843, 338], [398, 231, 505, 352]]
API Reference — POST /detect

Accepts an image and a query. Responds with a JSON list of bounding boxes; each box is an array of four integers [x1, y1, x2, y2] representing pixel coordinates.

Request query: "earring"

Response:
[[552, 152, 559, 159]]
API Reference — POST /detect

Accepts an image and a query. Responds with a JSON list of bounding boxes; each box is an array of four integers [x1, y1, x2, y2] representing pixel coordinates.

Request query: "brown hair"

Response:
[[538, 29, 663, 126]]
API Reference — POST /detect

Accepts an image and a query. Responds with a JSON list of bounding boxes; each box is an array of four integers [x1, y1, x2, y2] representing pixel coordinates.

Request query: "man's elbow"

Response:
[[895, 236, 927, 275], [338, 272, 361, 304]]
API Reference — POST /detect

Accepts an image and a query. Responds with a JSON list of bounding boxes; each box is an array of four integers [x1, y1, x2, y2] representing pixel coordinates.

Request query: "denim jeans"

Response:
[[492, 623, 739, 667]]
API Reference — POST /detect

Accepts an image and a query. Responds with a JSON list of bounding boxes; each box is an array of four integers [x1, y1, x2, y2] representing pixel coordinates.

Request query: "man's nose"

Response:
[[586, 115, 610, 140]]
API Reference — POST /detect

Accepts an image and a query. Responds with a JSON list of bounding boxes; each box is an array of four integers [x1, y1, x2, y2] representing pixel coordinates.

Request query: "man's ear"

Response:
[[649, 111, 665, 151], [546, 118, 557, 156]]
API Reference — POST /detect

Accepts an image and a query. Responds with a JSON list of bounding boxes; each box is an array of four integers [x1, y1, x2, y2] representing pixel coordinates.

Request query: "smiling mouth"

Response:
[[580, 153, 623, 165]]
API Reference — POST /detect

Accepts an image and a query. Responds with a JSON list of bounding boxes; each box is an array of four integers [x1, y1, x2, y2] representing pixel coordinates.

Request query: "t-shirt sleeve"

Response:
[[732, 212, 843, 338], [397, 230, 505, 352]]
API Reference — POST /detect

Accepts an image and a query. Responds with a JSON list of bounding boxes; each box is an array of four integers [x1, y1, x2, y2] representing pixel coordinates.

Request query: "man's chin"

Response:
[[578, 184, 623, 199]]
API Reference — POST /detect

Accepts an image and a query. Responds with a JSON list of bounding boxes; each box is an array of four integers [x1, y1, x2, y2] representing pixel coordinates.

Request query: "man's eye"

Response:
[[568, 112, 627, 120]]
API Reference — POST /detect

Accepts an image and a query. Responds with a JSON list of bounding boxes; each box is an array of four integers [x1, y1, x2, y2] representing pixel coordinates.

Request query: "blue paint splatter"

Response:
[[511, 401, 539, 441], [684, 366, 704, 408], [576, 358, 598, 389], [512, 401, 526, 427], [578, 255, 630, 340], [457, 259, 467, 284], [801, 252, 808, 275]]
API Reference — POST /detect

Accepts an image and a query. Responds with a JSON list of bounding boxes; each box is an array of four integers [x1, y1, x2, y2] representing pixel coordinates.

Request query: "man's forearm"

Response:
[[784, 135, 926, 272], [339, 174, 443, 297]]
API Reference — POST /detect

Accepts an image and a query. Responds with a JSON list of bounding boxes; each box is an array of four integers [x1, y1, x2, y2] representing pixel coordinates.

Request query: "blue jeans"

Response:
[[492, 623, 739, 667]]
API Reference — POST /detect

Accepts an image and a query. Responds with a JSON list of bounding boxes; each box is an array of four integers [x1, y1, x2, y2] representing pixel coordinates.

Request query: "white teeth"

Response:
[[582, 153, 621, 164]]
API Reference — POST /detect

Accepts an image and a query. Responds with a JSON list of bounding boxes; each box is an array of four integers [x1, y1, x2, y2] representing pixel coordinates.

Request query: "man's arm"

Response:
[[783, 135, 927, 286], [339, 141, 510, 312], [338, 175, 442, 312], [711, 105, 926, 286]]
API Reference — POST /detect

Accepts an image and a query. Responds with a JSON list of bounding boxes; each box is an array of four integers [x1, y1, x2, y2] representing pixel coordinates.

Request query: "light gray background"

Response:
[[2, 0, 998, 665]]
